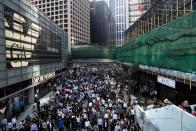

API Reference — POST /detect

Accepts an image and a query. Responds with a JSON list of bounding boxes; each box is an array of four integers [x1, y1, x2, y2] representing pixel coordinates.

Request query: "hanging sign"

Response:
[[157, 76, 176, 89]]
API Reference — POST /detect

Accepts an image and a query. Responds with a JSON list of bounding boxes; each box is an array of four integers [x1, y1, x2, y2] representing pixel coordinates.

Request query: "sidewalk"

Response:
[[16, 85, 62, 128]]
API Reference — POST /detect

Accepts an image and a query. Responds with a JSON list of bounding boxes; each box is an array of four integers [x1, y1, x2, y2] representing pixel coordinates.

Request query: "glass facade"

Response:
[[31, 0, 90, 49], [4, 6, 62, 68], [102, 0, 129, 46], [0, 0, 67, 119], [0, 0, 68, 89]]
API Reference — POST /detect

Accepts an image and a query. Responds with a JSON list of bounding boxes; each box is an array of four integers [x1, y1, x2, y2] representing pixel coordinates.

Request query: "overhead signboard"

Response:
[[157, 76, 176, 89]]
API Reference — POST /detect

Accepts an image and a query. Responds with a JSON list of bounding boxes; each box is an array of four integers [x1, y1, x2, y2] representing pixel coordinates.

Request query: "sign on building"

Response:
[[157, 76, 176, 89], [32, 72, 55, 85]]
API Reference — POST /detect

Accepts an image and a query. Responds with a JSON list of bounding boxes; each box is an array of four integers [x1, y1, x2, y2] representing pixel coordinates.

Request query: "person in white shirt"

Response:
[[114, 123, 121, 131], [83, 113, 87, 119], [92, 107, 96, 114], [123, 102, 127, 110], [42, 121, 47, 130], [18, 122, 24, 130], [112, 112, 118, 120], [104, 113, 109, 119], [92, 93, 95, 98], [7, 122, 13, 131], [89, 102, 93, 107], [11, 117, 16, 128], [104, 103, 108, 108], [122, 128, 128, 131], [30, 123, 38, 131], [97, 117, 103, 131], [63, 107, 67, 114], [85, 119, 91, 129], [109, 102, 113, 108], [1, 118, 7, 131], [97, 97, 100, 101], [34, 93, 38, 102], [76, 115, 80, 123], [101, 99, 105, 105]]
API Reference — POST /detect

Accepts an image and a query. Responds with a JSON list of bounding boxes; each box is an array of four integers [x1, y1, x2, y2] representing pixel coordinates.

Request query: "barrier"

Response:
[[134, 105, 159, 131], [134, 105, 196, 131]]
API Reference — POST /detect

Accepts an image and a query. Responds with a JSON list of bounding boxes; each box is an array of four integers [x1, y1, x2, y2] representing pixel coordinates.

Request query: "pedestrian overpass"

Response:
[[72, 10, 196, 74]]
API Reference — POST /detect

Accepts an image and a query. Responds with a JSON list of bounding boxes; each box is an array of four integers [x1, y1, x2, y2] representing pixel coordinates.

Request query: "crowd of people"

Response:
[[2, 64, 195, 131], [1, 64, 140, 131]]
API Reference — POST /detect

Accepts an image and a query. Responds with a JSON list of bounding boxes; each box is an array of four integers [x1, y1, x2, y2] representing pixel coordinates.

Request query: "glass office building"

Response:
[[31, 0, 90, 49], [100, 0, 129, 46], [0, 0, 68, 118]]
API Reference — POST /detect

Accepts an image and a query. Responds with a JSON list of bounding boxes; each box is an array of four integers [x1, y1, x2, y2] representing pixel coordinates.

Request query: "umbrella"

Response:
[[73, 86, 78, 91], [64, 88, 72, 93]]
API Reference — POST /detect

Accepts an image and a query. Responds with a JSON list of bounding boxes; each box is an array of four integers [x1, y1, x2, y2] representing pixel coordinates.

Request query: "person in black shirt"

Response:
[[183, 100, 192, 113], [64, 116, 71, 130]]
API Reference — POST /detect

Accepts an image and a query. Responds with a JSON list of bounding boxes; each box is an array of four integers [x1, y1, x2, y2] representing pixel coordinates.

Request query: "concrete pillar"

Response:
[[28, 87, 34, 104]]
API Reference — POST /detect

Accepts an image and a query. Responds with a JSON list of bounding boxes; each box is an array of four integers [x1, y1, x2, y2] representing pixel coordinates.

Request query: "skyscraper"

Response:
[[90, 1, 116, 46], [128, 0, 151, 26], [100, 0, 129, 46], [30, 0, 91, 51]]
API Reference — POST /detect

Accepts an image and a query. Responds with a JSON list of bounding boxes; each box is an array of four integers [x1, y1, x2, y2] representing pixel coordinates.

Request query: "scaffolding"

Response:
[[126, 0, 195, 41]]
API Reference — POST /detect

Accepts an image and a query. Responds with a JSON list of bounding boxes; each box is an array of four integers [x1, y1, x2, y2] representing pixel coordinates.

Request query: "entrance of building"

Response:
[[157, 83, 177, 104]]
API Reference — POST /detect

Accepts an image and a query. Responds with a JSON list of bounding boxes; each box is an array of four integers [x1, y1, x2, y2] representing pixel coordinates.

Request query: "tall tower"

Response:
[[102, 0, 129, 46], [30, 0, 91, 51], [90, 1, 116, 46]]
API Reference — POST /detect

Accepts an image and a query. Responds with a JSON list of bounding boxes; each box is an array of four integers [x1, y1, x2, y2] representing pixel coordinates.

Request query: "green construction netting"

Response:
[[71, 47, 116, 59], [72, 11, 196, 73]]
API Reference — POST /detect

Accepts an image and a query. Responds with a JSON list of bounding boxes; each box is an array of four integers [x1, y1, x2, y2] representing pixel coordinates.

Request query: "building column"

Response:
[[28, 87, 34, 104]]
